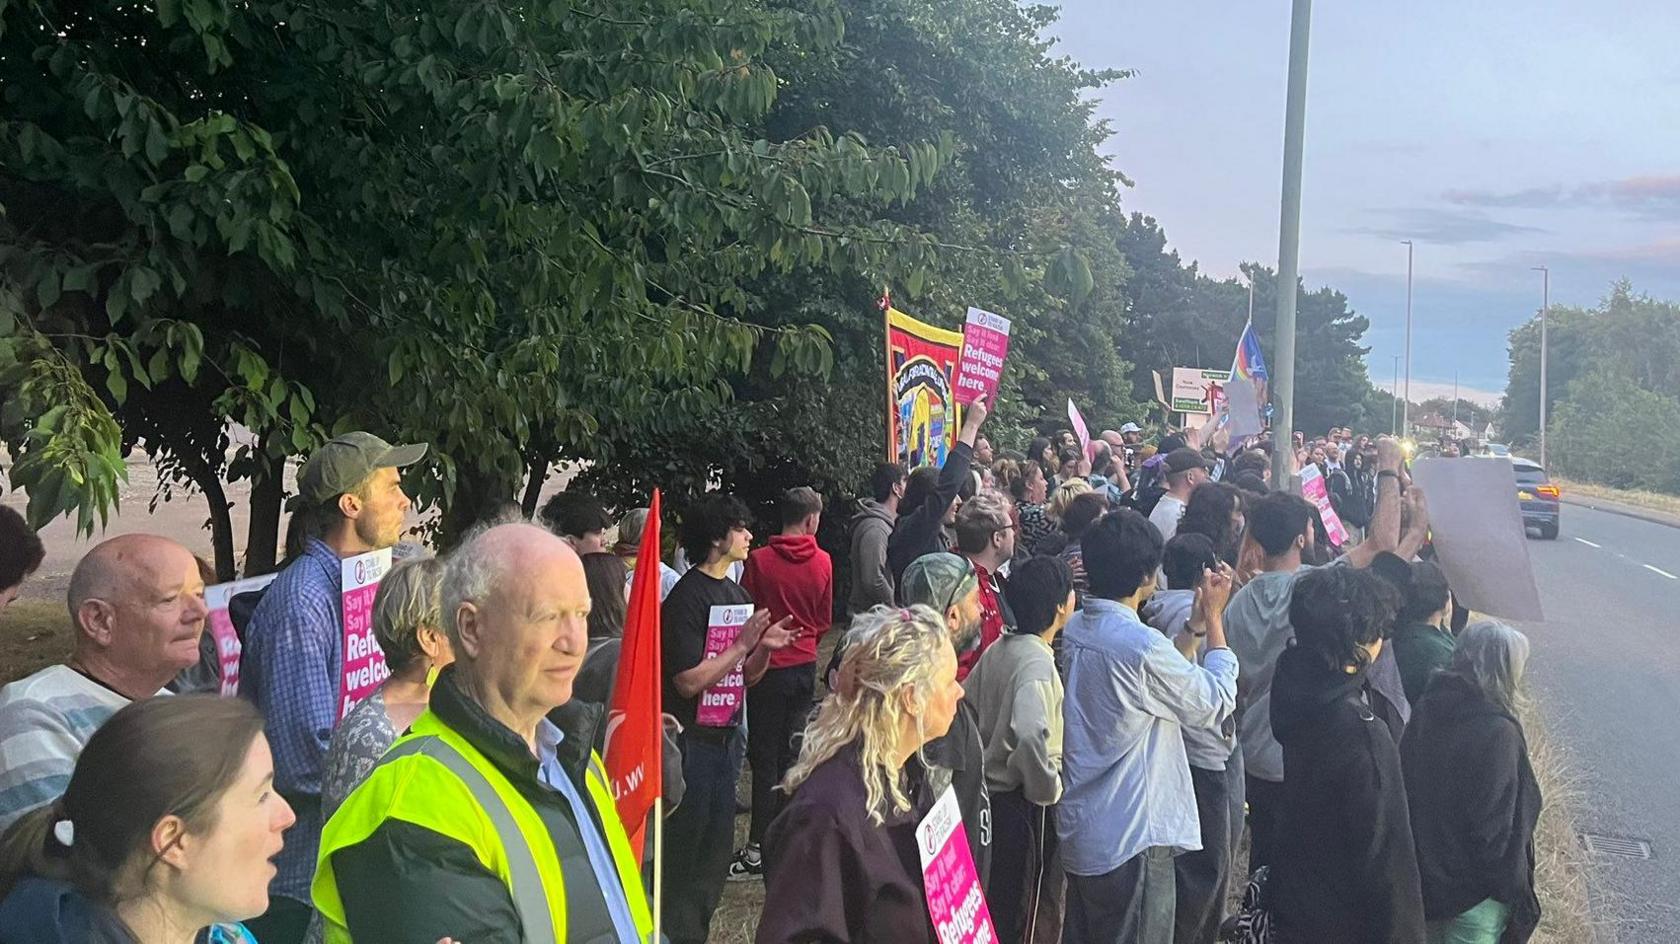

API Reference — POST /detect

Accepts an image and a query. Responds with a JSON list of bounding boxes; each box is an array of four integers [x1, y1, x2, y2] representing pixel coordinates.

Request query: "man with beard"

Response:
[[897, 551, 993, 887]]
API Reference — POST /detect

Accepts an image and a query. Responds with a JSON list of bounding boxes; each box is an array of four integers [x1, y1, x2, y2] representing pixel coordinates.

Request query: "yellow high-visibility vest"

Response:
[[311, 709, 652, 944]]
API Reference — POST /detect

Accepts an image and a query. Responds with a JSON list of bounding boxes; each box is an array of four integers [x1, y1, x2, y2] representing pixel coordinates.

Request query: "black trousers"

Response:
[[1065, 846, 1177, 944], [663, 726, 744, 944], [1174, 764, 1236, 944], [746, 662, 815, 844], [987, 788, 1063, 944], [1245, 773, 1286, 876]]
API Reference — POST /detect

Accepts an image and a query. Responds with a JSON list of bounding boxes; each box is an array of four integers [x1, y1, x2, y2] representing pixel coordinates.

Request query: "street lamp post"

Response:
[[1269, 0, 1313, 491], [1401, 239, 1414, 436], [1532, 266, 1550, 468], [1391, 354, 1401, 436]]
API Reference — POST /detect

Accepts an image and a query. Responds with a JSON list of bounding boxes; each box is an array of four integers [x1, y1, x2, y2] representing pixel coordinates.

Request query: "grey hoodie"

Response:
[[1141, 589, 1238, 770], [848, 499, 898, 615], [1225, 569, 1299, 783]]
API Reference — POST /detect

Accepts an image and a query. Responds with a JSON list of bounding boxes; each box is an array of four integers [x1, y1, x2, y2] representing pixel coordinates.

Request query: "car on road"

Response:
[[1513, 458, 1560, 539], [1485, 442, 1511, 457]]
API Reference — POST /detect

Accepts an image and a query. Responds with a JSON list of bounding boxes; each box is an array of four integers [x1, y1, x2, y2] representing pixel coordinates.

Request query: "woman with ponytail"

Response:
[[754, 605, 964, 944], [0, 695, 294, 944]]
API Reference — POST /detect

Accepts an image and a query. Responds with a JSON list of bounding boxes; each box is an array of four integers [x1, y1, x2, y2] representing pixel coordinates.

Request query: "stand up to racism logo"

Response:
[[885, 307, 964, 469]]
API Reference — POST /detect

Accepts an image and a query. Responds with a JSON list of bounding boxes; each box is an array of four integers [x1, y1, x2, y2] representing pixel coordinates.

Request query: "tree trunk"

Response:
[[189, 461, 238, 582], [244, 433, 285, 576], [438, 464, 513, 550], [519, 451, 550, 518]]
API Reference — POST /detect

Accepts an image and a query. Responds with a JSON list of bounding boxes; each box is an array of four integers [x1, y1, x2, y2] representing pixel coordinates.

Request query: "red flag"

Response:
[[604, 490, 663, 859]]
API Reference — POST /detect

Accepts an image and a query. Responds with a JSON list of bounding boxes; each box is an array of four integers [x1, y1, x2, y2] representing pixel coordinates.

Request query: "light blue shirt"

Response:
[[1056, 597, 1239, 877], [535, 720, 639, 943]]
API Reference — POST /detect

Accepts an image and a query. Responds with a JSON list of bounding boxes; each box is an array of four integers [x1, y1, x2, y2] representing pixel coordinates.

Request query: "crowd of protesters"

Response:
[[0, 403, 1546, 944]]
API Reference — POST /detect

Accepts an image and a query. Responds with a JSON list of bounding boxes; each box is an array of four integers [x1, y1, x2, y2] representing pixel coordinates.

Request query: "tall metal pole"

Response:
[[1270, 0, 1313, 491], [1532, 266, 1550, 467], [1452, 370, 1459, 430], [1247, 275, 1255, 323], [1391, 354, 1401, 436], [1401, 239, 1414, 437]]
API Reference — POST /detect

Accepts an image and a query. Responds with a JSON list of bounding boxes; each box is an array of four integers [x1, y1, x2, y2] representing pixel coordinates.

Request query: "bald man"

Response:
[[314, 522, 653, 943], [0, 534, 207, 830]]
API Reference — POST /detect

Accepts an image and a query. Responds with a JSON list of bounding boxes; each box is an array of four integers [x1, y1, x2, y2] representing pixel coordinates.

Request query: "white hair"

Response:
[[439, 510, 529, 647], [1448, 620, 1531, 713]]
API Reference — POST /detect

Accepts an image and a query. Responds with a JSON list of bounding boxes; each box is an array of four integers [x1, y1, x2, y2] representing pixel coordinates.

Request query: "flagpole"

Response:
[[651, 797, 663, 944], [882, 285, 894, 463]]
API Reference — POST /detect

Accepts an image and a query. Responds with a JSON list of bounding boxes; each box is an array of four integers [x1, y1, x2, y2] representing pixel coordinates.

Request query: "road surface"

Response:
[[1524, 502, 1680, 943]]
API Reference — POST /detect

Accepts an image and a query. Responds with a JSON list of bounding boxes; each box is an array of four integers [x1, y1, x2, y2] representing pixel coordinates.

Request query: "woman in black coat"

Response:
[[1268, 566, 1426, 944], [1402, 621, 1542, 944]]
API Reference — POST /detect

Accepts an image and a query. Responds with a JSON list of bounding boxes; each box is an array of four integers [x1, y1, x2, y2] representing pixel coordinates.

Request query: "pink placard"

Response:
[[1300, 464, 1350, 548], [696, 604, 754, 727], [954, 308, 1010, 406], [339, 549, 393, 720], [917, 787, 996, 944], [202, 573, 277, 697], [1067, 398, 1095, 462]]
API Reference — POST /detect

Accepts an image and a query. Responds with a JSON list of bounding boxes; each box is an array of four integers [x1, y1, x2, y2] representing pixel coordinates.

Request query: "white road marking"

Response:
[[1643, 564, 1678, 580], [1574, 538, 1602, 548]]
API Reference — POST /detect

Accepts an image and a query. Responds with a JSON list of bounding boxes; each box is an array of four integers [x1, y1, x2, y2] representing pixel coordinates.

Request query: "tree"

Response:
[[1497, 305, 1594, 449], [1548, 370, 1680, 493], [2, 0, 965, 570]]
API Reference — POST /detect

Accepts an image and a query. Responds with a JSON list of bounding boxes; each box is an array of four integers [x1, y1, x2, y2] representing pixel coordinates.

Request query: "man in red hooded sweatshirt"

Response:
[[727, 486, 833, 881]]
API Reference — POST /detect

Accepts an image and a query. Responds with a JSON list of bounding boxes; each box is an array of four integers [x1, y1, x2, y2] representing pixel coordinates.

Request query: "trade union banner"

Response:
[[886, 306, 966, 469]]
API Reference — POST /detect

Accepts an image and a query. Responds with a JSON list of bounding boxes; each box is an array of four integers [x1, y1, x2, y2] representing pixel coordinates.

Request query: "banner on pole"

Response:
[[203, 573, 278, 697], [1171, 367, 1231, 415], [339, 548, 393, 720], [953, 307, 1010, 406], [605, 489, 666, 860], [887, 307, 965, 469]]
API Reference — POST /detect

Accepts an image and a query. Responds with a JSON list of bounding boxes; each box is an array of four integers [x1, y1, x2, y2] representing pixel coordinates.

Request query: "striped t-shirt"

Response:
[[0, 665, 136, 832]]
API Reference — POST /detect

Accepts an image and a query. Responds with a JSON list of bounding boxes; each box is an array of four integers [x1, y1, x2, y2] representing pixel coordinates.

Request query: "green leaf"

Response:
[[106, 369, 128, 404], [145, 119, 169, 165]]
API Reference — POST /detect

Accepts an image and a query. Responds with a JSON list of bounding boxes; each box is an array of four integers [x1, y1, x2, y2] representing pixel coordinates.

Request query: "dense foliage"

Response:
[[1502, 282, 1680, 493], [3, 0, 1400, 574]]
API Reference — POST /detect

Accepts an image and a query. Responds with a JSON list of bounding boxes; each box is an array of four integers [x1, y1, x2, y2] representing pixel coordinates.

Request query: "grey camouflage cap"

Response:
[[897, 552, 979, 613]]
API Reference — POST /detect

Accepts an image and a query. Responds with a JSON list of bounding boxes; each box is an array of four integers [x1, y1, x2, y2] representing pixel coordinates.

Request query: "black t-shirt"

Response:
[[661, 568, 753, 731]]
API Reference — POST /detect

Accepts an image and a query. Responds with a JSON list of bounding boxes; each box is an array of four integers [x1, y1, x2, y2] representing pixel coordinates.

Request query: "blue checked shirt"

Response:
[[241, 538, 343, 904]]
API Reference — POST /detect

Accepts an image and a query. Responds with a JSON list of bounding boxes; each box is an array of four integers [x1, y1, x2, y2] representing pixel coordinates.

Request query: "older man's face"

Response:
[[472, 536, 591, 715], [100, 540, 207, 676]]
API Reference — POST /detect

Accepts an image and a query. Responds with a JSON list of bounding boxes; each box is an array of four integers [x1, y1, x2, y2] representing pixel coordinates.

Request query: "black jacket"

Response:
[[1402, 673, 1542, 944], [757, 745, 938, 944], [330, 667, 633, 944], [921, 699, 992, 887], [886, 442, 974, 583], [1269, 644, 1426, 944]]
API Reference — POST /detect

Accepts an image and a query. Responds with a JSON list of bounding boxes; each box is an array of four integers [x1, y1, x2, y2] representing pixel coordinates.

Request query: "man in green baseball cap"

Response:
[[896, 551, 992, 889], [239, 430, 425, 944], [295, 431, 428, 551]]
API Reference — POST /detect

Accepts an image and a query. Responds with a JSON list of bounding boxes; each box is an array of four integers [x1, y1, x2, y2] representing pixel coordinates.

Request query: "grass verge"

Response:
[[1520, 696, 1606, 944], [1553, 477, 1680, 520]]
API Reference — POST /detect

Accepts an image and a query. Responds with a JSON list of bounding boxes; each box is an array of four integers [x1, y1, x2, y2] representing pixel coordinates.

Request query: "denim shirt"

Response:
[[1056, 597, 1239, 877], [241, 538, 344, 903], [535, 720, 640, 943]]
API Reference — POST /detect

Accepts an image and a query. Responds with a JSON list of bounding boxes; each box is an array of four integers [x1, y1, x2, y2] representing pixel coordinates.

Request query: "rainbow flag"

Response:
[[1231, 320, 1270, 415]]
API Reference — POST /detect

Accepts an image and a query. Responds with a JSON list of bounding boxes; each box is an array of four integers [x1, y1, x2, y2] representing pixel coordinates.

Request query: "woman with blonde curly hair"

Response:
[[754, 606, 964, 944]]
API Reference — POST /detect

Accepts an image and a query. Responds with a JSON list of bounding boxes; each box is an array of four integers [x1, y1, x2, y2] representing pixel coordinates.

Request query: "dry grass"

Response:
[[1553, 477, 1680, 520], [1520, 697, 1608, 944], [1, 599, 70, 685]]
